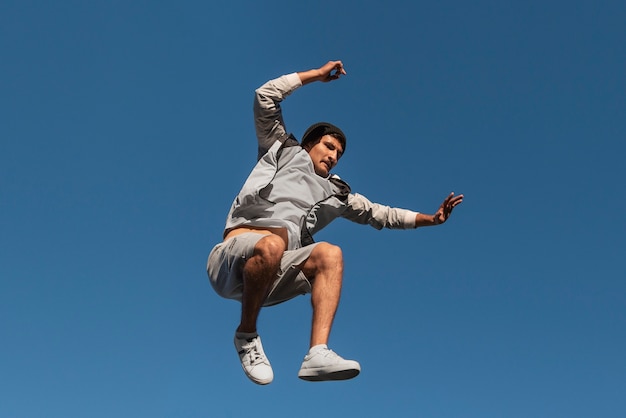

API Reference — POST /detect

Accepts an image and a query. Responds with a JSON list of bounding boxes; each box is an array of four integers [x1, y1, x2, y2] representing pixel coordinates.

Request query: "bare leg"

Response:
[[237, 234, 285, 334], [301, 242, 344, 348]]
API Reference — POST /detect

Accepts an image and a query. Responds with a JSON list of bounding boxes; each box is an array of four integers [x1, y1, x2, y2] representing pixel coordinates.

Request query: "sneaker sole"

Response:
[[298, 367, 360, 382]]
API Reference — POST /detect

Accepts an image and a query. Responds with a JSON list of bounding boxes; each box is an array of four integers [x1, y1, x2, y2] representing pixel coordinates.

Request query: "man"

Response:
[[207, 60, 463, 385]]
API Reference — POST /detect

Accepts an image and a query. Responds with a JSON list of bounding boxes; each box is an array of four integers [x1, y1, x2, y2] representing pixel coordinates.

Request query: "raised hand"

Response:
[[433, 192, 464, 225], [317, 60, 347, 82], [299, 60, 347, 85]]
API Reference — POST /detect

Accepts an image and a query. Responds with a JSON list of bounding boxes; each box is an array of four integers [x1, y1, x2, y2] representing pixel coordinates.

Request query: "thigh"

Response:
[[263, 242, 322, 306], [207, 233, 265, 301]]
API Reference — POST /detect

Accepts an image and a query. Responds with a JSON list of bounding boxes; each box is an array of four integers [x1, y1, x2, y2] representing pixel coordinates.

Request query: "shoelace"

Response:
[[242, 338, 268, 366], [315, 348, 341, 361], [321, 348, 336, 357]]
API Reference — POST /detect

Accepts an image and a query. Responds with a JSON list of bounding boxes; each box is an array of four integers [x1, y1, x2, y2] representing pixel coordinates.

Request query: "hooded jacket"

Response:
[[223, 73, 418, 250]]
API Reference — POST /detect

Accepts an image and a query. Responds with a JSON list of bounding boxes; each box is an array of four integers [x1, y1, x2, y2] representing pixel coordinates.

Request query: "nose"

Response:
[[328, 150, 338, 165]]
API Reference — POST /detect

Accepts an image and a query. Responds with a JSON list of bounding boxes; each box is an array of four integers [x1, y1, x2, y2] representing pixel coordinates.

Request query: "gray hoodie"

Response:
[[223, 73, 418, 250]]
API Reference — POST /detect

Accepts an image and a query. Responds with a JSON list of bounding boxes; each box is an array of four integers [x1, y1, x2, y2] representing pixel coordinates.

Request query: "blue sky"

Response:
[[2, 1, 625, 417]]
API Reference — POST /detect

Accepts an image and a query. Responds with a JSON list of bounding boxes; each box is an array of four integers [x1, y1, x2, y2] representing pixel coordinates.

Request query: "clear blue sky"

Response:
[[2, 1, 625, 417]]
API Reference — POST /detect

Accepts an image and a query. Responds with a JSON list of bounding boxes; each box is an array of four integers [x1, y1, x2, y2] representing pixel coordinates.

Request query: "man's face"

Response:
[[304, 134, 344, 177]]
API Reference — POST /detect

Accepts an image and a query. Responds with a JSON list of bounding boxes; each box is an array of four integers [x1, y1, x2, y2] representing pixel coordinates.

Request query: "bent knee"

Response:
[[311, 242, 344, 265], [254, 234, 285, 262]]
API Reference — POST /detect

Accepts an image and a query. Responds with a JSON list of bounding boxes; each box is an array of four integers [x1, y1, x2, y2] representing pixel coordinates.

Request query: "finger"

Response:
[[451, 195, 464, 207], [332, 66, 346, 79], [445, 196, 463, 217], [333, 61, 346, 75]]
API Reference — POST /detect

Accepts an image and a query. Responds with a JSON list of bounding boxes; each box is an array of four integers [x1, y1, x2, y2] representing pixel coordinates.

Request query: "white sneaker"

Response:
[[234, 333, 273, 385], [297, 344, 360, 381]]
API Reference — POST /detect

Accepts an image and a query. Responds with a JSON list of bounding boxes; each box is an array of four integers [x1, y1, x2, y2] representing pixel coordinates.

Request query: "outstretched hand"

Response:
[[433, 192, 464, 225]]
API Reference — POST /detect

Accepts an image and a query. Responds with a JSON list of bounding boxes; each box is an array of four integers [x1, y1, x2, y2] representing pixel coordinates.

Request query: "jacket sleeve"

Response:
[[342, 193, 418, 229], [253, 72, 302, 160]]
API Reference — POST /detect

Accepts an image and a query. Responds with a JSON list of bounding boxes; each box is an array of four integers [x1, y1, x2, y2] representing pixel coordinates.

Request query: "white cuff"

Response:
[[406, 211, 419, 228], [285, 72, 302, 90]]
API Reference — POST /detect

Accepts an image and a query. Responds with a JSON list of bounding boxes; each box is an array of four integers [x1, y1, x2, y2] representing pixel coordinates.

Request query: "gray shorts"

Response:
[[207, 232, 320, 306]]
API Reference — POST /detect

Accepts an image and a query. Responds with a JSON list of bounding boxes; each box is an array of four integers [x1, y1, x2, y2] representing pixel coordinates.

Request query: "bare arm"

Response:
[[298, 60, 347, 85]]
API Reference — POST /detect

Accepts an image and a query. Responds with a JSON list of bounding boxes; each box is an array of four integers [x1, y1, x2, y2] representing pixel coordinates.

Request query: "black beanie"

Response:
[[301, 122, 346, 152]]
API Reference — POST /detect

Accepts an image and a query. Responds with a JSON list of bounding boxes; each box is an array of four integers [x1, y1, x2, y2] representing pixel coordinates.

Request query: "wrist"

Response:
[[415, 213, 438, 228]]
